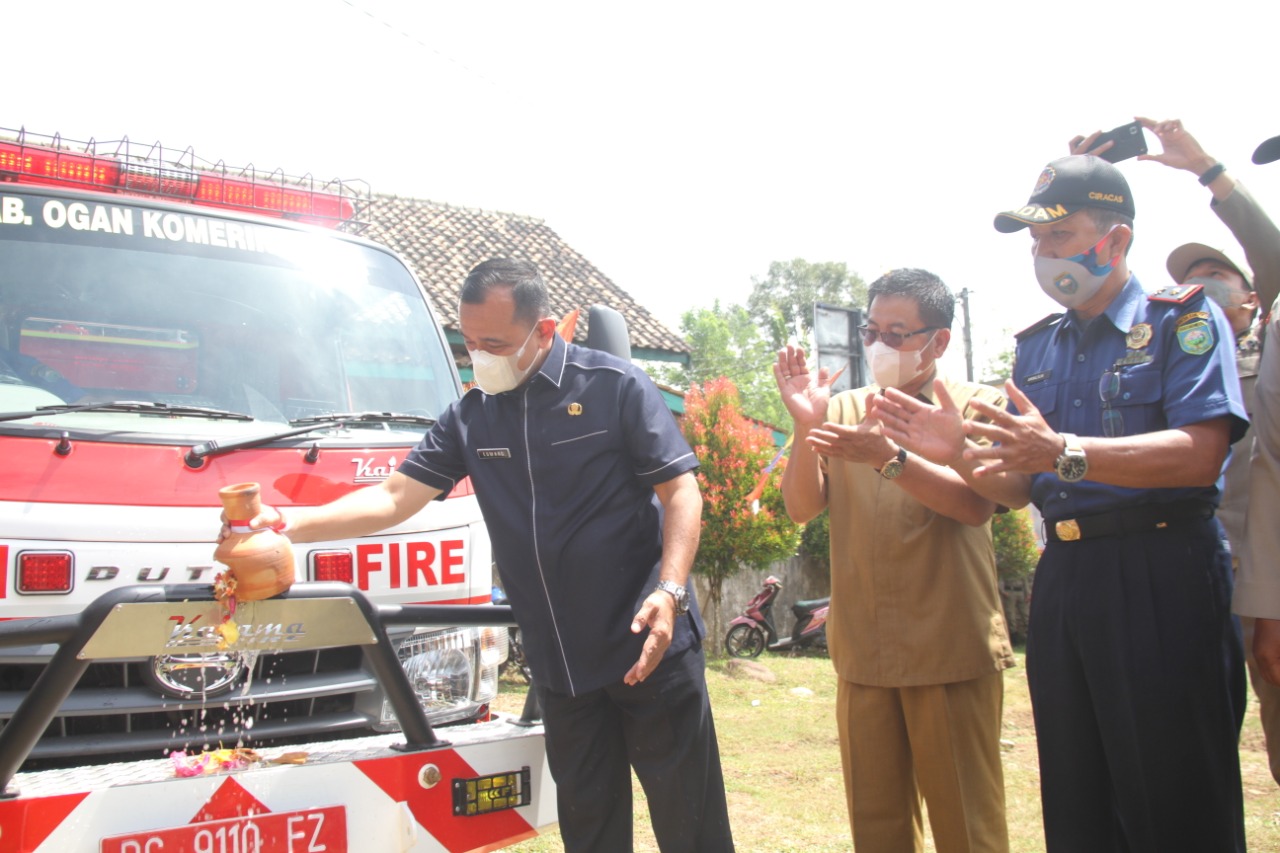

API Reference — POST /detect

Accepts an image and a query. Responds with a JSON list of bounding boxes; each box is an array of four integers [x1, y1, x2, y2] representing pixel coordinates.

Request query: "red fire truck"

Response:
[[0, 128, 554, 850]]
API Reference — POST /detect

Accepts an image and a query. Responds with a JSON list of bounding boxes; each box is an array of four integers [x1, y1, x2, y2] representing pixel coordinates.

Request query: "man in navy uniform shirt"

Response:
[[231, 259, 734, 853], [871, 156, 1249, 852]]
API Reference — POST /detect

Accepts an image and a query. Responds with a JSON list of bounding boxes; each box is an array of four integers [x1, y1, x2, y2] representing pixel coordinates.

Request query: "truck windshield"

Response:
[[0, 191, 457, 436]]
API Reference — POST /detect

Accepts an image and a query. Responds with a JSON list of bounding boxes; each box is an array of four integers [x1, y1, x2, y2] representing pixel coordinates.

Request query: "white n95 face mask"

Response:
[[867, 333, 935, 390], [469, 325, 538, 395]]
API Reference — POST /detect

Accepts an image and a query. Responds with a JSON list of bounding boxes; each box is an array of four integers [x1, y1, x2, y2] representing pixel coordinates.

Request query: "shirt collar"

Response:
[[870, 367, 940, 404], [533, 331, 569, 388], [913, 367, 942, 404], [1054, 274, 1143, 342], [1104, 274, 1146, 333]]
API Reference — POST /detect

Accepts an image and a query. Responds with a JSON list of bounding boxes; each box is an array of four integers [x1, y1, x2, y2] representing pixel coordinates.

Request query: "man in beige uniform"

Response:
[[1235, 132, 1280, 779], [775, 268, 1014, 853]]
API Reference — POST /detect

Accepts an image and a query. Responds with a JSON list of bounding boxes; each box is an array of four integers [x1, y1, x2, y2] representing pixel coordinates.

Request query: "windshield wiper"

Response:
[[185, 413, 435, 468], [185, 420, 349, 468], [0, 401, 255, 424], [290, 411, 437, 427]]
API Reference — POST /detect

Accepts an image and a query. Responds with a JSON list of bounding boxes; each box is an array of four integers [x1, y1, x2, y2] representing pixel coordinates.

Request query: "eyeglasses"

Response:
[[858, 325, 941, 349], [1099, 370, 1124, 437]]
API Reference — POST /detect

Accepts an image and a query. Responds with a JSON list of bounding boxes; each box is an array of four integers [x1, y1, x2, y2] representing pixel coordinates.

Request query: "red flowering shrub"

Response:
[[682, 377, 801, 651]]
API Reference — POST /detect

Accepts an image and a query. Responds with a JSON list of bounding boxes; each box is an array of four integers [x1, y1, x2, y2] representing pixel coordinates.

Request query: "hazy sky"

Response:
[[9, 0, 1280, 376]]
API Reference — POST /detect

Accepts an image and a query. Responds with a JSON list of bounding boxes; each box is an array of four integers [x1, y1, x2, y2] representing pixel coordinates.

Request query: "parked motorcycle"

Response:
[[491, 586, 531, 682], [725, 575, 828, 658]]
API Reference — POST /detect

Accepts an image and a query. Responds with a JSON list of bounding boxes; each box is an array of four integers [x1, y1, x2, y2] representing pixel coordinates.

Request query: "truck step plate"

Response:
[[0, 718, 555, 853]]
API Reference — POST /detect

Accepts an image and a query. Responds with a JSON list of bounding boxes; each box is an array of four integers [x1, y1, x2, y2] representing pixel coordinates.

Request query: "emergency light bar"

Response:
[[0, 126, 365, 228]]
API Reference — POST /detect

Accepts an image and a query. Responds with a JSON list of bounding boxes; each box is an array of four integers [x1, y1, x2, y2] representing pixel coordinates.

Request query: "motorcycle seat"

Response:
[[792, 597, 830, 615]]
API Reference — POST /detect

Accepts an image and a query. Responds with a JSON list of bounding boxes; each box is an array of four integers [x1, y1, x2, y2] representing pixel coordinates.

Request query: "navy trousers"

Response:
[[537, 646, 734, 853], [1027, 517, 1246, 853]]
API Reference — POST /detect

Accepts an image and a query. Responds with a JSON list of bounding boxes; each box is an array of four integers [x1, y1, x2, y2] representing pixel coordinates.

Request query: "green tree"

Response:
[[992, 507, 1039, 582], [747, 259, 869, 350], [992, 507, 1039, 644], [682, 377, 801, 653], [799, 509, 829, 569], [981, 340, 1016, 385], [655, 301, 788, 427]]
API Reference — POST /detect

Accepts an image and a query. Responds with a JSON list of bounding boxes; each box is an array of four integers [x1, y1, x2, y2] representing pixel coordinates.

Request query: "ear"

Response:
[[1106, 224, 1133, 260], [535, 317, 558, 346], [931, 328, 952, 358], [1242, 290, 1261, 313]]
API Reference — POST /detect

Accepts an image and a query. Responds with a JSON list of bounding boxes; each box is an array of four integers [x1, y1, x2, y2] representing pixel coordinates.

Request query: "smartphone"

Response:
[[1091, 121, 1148, 163]]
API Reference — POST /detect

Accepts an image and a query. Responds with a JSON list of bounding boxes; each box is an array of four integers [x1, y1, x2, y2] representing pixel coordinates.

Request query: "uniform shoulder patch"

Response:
[[1149, 283, 1204, 304], [1176, 320, 1215, 355], [1015, 312, 1064, 341]]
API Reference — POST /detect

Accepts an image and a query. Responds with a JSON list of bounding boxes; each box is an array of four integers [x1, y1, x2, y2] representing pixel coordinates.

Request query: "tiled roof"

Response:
[[362, 194, 689, 356]]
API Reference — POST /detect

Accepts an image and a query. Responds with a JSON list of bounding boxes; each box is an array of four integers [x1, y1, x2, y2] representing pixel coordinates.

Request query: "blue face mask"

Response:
[[1034, 226, 1118, 308]]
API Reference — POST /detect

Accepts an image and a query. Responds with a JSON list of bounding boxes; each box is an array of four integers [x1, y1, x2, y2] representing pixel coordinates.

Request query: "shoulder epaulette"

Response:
[[1149, 283, 1204, 304], [1015, 312, 1064, 341]]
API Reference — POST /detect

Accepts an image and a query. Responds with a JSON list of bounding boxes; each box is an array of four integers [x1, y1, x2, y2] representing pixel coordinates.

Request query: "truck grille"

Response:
[[0, 646, 380, 763]]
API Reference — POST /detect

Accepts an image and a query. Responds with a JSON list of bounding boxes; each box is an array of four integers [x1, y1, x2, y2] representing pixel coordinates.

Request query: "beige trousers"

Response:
[[836, 671, 1009, 853], [1242, 615, 1280, 786]]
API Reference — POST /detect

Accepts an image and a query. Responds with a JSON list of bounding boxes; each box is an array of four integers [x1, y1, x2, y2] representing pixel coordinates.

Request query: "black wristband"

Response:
[[1198, 163, 1226, 186]]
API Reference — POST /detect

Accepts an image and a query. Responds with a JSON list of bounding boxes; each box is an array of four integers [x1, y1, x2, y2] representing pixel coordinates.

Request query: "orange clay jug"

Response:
[[213, 482, 295, 601]]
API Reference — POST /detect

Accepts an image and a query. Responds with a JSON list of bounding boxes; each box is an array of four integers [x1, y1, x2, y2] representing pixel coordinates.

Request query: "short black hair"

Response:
[[460, 259, 550, 325], [867, 268, 955, 329]]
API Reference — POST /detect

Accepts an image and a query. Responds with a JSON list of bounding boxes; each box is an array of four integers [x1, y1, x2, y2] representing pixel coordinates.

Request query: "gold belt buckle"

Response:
[[1055, 519, 1082, 542]]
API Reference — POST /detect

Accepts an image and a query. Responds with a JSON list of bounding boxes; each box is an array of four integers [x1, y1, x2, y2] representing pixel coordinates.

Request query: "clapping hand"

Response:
[[961, 381, 1060, 476], [869, 380, 968, 466], [773, 345, 843, 430]]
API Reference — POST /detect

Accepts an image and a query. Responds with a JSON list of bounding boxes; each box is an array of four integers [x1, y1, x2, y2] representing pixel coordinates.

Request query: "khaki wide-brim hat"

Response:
[[1165, 242, 1252, 287]]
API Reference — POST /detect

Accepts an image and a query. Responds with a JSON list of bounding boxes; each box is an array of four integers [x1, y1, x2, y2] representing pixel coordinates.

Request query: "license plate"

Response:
[[101, 805, 346, 853]]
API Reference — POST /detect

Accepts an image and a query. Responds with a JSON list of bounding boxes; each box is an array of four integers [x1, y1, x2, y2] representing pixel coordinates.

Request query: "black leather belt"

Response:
[[1045, 499, 1215, 543]]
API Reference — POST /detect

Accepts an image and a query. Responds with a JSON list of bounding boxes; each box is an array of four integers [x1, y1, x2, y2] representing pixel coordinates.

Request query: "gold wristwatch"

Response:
[[877, 447, 908, 480]]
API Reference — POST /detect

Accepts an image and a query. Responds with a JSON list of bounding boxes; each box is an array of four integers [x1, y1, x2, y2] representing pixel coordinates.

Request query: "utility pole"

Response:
[[960, 288, 974, 382]]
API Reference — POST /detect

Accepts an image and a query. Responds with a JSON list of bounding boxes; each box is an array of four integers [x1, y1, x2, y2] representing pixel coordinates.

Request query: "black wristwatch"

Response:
[[655, 580, 690, 615], [1054, 433, 1088, 483]]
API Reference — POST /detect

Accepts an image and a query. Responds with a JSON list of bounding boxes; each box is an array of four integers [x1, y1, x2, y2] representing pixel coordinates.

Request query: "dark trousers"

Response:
[[1027, 518, 1246, 853], [537, 647, 734, 853]]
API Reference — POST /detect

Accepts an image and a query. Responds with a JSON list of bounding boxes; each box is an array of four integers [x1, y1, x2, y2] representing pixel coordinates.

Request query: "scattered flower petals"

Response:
[[169, 747, 262, 777], [215, 620, 240, 651]]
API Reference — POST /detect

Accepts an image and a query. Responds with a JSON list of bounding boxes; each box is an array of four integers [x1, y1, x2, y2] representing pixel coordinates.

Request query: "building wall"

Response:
[[692, 554, 830, 644]]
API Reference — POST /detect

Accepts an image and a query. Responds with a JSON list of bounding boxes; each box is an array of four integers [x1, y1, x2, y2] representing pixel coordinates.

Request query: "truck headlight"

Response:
[[481, 625, 509, 668], [380, 626, 505, 728]]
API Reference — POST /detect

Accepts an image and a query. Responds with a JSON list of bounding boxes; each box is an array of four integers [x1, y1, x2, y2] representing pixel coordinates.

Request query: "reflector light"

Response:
[[0, 128, 362, 227], [311, 550, 354, 583], [18, 551, 73, 593], [452, 768, 531, 816]]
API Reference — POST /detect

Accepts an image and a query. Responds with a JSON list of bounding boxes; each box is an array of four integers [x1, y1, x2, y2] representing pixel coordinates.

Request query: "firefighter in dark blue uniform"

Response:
[[984, 157, 1248, 853], [867, 155, 1248, 853]]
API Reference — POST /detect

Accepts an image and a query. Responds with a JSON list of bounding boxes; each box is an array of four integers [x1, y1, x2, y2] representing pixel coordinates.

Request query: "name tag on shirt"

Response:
[[1113, 352, 1153, 368], [477, 448, 512, 459]]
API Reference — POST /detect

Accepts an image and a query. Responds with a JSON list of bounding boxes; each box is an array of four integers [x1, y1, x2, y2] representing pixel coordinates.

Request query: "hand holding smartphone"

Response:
[[1082, 121, 1148, 163]]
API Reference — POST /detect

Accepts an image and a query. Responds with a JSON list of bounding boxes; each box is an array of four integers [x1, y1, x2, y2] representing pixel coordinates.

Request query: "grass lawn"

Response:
[[495, 649, 1280, 852]]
